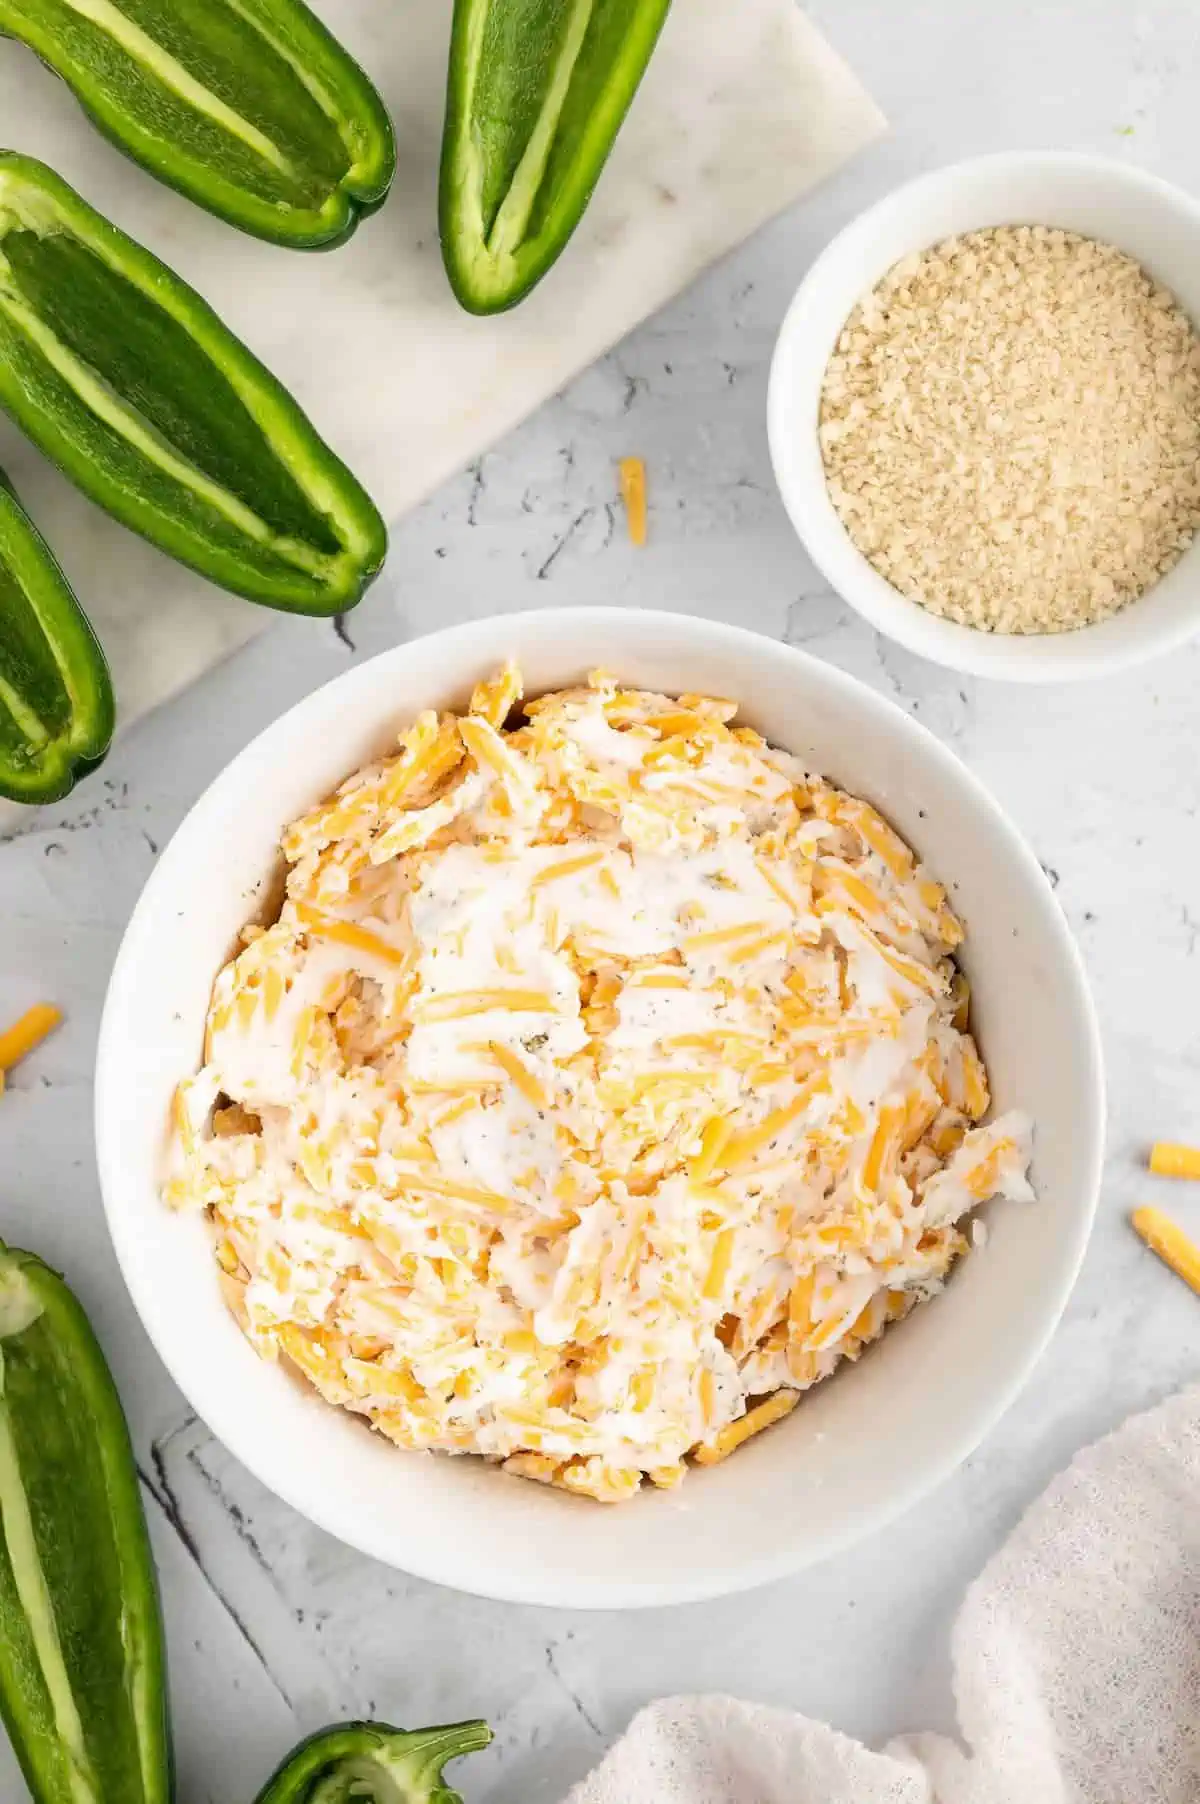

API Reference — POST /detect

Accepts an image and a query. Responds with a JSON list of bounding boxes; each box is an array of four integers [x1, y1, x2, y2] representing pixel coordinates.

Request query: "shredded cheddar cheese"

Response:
[[618, 456, 648, 546], [1149, 1142, 1200, 1182], [1132, 1206, 1200, 1295], [166, 665, 1034, 1502], [0, 1004, 62, 1093]]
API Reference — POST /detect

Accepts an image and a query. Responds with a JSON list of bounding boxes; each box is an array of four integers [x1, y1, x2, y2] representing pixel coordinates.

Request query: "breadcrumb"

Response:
[[820, 227, 1200, 633]]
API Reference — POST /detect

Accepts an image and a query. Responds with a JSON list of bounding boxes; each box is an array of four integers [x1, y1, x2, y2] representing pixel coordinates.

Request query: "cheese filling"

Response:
[[166, 664, 1034, 1502]]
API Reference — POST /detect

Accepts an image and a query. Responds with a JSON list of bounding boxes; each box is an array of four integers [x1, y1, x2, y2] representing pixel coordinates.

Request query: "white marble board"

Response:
[[0, 0, 883, 733]]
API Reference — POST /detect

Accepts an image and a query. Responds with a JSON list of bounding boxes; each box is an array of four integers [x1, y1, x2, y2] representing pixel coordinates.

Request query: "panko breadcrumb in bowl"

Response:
[[97, 611, 1102, 1605]]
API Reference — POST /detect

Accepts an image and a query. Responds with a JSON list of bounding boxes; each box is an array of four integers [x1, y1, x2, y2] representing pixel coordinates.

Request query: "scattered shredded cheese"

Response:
[[1132, 1206, 1200, 1296], [618, 457, 648, 547], [166, 665, 1034, 1501], [1149, 1142, 1200, 1182], [0, 1004, 62, 1093]]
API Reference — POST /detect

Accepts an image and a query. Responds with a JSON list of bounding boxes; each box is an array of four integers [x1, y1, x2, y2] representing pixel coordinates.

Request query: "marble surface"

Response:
[[3, 3, 1200, 1802], [0, 0, 880, 736]]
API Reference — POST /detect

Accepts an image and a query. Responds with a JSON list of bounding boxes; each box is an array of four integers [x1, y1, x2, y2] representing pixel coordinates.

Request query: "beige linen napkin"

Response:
[[567, 1385, 1200, 1804]]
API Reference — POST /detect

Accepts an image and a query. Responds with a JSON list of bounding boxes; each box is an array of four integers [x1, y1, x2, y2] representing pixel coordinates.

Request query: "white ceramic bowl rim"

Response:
[[768, 151, 1200, 683], [96, 609, 1105, 1607]]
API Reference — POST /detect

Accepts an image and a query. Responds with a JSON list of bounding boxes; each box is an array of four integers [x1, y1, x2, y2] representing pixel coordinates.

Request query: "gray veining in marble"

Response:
[[4, 4, 1200, 1801]]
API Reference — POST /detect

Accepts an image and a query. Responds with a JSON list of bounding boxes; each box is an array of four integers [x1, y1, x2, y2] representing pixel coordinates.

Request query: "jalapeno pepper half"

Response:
[[0, 468, 113, 803], [0, 1245, 171, 1804], [439, 0, 673, 314], [254, 1719, 493, 1804], [0, 152, 387, 614], [0, 0, 395, 250]]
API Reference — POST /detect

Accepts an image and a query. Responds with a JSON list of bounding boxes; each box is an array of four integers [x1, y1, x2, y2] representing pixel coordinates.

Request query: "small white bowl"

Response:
[[769, 152, 1200, 682], [96, 609, 1103, 1607]]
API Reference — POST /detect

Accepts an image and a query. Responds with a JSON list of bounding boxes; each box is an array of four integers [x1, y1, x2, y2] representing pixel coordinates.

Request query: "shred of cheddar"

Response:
[[618, 456, 648, 546], [1132, 1205, 1200, 1294], [693, 1390, 798, 1465], [1150, 1142, 1200, 1181], [0, 1003, 61, 1073]]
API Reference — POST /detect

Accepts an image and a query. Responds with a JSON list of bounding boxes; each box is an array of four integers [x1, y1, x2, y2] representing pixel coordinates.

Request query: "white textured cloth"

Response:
[[567, 1386, 1200, 1804]]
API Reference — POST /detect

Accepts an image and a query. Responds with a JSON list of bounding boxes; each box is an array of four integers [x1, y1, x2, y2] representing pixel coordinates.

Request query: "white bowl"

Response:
[[96, 609, 1104, 1607], [768, 152, 1200, 682]]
